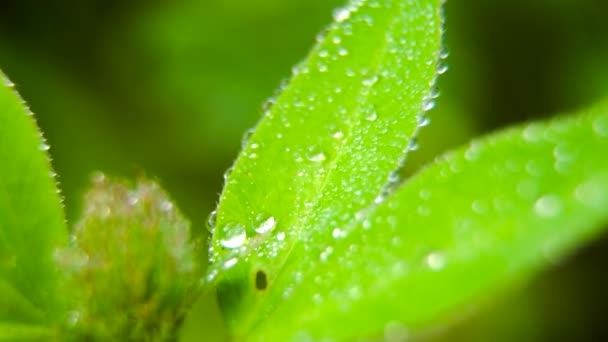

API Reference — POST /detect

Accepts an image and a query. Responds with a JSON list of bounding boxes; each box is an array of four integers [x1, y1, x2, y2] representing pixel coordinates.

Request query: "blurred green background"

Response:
[[1, 0, 608, 340]]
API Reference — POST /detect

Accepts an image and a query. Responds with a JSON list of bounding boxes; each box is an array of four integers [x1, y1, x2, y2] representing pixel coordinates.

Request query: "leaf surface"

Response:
[[0, 72, 68, 324], [253, 101, 608, 340], [208, 0, 444, 338], [0, 323, 56, 341]]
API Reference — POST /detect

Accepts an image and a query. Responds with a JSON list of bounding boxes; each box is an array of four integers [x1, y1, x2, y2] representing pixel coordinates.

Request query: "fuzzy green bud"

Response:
[[55, 174, 201, 341]]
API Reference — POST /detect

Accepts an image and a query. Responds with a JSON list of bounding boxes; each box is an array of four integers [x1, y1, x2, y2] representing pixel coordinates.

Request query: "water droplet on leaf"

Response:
[[207, 210, 217, 233], [425, 252, 446, 271], [333, 7, 351, 22], [255, 216, 277, 234], [220, 224, 247, 249], [277, 232, 286, 241], [366, 110, 378, 121], [593, 115, 608, 137], [307, 149, 327, 163], [534, 194, 563, 218], [223, 257, 238, 270]]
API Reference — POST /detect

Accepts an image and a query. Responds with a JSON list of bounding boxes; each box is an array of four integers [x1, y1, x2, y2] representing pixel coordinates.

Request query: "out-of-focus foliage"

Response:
[[56, 175, 201, 340], [1, 0, 608, 340]]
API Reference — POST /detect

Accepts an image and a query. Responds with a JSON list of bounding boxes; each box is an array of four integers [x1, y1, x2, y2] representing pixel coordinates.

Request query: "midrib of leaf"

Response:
[[259, 7, 442, 333], [279, 0, 403, 283]]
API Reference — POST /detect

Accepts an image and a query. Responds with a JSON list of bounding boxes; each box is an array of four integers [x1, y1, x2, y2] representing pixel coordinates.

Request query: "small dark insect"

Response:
[[255, 270, 268, 291]]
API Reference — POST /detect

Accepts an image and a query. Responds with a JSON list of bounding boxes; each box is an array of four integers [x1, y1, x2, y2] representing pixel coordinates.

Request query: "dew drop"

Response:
[[425, 252, 446, 271], [437, 64, 449, 74], [39, 143, 50, 151], [332, 131, 344, 139], [255, 216, 277, 234], [362, 75, 379, 87], [338, 47, 349, 56], [553, 142, 578, 162], [593, 115, 608, 138], [313, 293, 324, 304], [262, 98, 275, 112], [525, 160, 544, 177], [348, 286, 362, 300], [343, 24, 353, 36], [333, 7, 351, 22], [223, 166, 234, 182], [522, 123, 544, 143], [419, 189, 432, 200], [67, 310, 82, 327], [407, 138, 419, 151], [365, 110, 378, 121], [575, 180, 606, 209], [362, 219, 372, 230], [223, 257, 238, 270], [332, 228, 347, 239], [206, 269, 219, 283], [362, 14, 373, 26], [464, 143, 482, 162], [391, 236, 402, 247], [318, 50, 329, 58], [320, 246, 334, 262], [220, 224, 247, 249], [417, 205, 431, 216], [206, 210, 217, 233], [472, 200, 489, 214], [308, 152, 327, 163], [374, 194, 385, 204], [534, 194, 563, 218], [423, 99, 436, 111], [417, 115, 431, 127], [241, 128, 254, 149], [277, 232, 286, 241]]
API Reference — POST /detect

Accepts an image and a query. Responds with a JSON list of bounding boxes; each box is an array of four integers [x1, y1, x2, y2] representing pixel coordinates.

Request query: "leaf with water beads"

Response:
[[0, 71, 68, 326], [254, 100, 608, 340], [208, 0, 444, 338]]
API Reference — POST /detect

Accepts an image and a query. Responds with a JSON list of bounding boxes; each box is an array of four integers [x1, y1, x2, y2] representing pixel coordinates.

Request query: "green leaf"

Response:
[[0, 279, 46, 326], [208, 0, 443, 337], [0, 72, 68, 324], [251, 101, 608, 340]]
